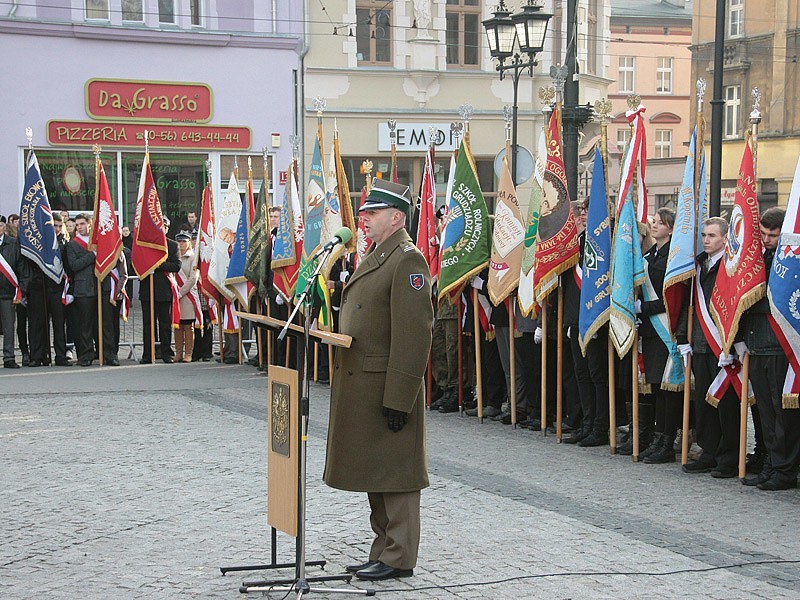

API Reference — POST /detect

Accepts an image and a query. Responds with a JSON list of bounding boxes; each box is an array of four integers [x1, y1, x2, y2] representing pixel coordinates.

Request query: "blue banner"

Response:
[[225, 190, 251, 305], [578, 148, 612, 353], [19, 151, 64, 284]]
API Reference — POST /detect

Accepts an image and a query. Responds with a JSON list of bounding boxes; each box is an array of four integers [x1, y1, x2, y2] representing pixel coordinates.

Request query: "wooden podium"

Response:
[[235, 311, 351, 538]]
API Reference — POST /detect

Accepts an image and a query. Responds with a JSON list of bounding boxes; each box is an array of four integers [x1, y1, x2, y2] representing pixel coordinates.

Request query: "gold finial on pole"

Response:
[[92, 144, 102, 158]]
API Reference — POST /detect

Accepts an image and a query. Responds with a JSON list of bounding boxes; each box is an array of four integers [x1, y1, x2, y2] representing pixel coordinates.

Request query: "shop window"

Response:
[[356, 1, 392, 64], [85, 0, 109, 20], [31, 150, 118, 214], [446, 0, 481, 67]]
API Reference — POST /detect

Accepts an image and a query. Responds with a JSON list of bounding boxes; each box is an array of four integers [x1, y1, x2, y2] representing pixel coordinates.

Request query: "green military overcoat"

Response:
[[323, 228, 434, 493]]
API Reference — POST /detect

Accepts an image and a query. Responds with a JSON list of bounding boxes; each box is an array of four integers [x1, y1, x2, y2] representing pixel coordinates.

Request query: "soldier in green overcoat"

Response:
[[323, 178, 433, 581]]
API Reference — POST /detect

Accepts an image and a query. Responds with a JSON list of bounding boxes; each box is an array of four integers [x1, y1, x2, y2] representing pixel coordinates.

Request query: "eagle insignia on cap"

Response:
[[409, 274, 424, 290]]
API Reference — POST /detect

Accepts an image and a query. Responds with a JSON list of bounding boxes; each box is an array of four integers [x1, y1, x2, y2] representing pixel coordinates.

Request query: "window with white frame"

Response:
[[122, 0, 143, 21], [356, 1, 392, 64], [724, 85, 741, 138], [85, 0, 109, 20], [728, 0, 744, 38], [655, 129, 672, 158], [159, 0, 175, 24], [190, 0, 202, 26], [616, 128, 630, 152], [656, 57, 673, 94], [446, 0, 481, 67], [619, 57, 635, 94]]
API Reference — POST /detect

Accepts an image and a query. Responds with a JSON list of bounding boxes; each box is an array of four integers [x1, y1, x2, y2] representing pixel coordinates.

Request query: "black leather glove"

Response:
[[382, 407, 409, 432]]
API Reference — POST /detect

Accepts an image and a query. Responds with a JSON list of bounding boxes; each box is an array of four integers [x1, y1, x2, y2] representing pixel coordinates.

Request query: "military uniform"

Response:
[[324, 179, 433, 576]]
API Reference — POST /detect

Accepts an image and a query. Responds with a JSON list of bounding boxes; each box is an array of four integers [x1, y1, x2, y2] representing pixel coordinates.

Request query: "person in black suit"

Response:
[[681, 216, 741, 477], [139, 233, 181, 364], [0, 218, 29, 368], [65, 214, 98, 367]]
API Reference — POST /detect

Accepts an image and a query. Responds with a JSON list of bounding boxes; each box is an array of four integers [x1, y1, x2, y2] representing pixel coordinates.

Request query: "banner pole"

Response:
[[149, 274, 156, 362], [556, 287, 564, 439], [739, 352, 751, 478], [608, 337, 616, 453], [509, 300, 516, 426], [97, 279, 104, 365], [457, 294, 464, 414], [473, 288, 484, 420]]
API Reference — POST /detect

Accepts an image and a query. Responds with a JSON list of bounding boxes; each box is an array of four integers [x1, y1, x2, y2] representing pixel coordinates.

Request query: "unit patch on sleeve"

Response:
[[409, 274, 424, 290]]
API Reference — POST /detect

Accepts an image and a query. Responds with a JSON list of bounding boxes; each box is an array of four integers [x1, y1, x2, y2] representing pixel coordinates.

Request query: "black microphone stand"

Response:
[[241, 243, 374, 597]]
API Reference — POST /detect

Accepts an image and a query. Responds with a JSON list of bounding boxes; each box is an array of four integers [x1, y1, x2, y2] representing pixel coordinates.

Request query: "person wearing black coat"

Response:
[[65, 214, 98, 366], [0, 220, 29, 368], [138, 238, 181, 363]]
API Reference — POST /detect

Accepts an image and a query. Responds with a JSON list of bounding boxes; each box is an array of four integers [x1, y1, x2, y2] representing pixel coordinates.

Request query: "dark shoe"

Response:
[[482, 405, 502, 418], [519, 418, 541, 430], [140, 358, 152, 364], [560, 421, 575, 433], [746, 451, 765, 475], [644, 437, 676, 464], [464, 408, 478, 417], [78, 360, 92, 367], [742, 471, 772, 487], [578, 432, 609, 447], [564, 428, 591, 445], [710, 468, 737, 479], [55, 358, 73, 367], [757, 476, 798, 491], [28, 360, 43, 367], [201, 357, 212, 362], [345, 560, 378, 574], [682, 460, 715, 474], [223, 357, 238, 364], [640, 433, 664, 460], [106, 359, 120, 366], [617, 438, 633, 456], [4, 362, 20, 369], [21, 353, 30, 367], [355, 561, 413, 581], [163, 357, 174, 364], [438, 400, 459, 414]]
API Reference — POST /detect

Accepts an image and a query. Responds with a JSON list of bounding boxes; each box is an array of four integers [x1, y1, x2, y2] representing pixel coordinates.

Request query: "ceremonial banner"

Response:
[[663, 125, 705, 335], [533, 109, 579, 301], [272, 162, 304, 302], [225, 173, 254, 305], [297, 136, 327, 298], [487, 155, 524, 305], [618, 104, 649, 225], [578, 147, 612, 353], [438, 139, 491, 299], [197, 182, 219, 307], [354, 184, 371, 270], [609, 185, 646, 357], [208, 171, 241, 301], [334, 133, 357, 253], [517, 132, 545, 316], [641, 262, 684, 391], [321, 139, 345, 278], [767, 156, 800, 408], [130, 152, 167, 278], [710, 137, 766, 353], [416, 146, 439, 281], [245, 178, 272, 299], [19, 150, 65, 284], [90, 157, 122, 280]]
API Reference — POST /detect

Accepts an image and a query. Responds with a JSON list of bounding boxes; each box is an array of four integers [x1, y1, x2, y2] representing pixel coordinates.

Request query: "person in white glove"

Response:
[[534, 326, 542, 345], [677, 343, 692, 367], [718, 352, 736, 367]]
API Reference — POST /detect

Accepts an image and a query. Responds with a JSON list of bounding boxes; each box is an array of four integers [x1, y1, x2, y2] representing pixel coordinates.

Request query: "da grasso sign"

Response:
[[377, 122, 458, 152]]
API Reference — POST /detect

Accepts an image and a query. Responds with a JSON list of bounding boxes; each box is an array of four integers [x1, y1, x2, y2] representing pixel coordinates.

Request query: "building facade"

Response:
[[603, 0, 693, 211], [0, 0, 303, 228], [302, 0, 613, 211], [692, 0, 800, 210]]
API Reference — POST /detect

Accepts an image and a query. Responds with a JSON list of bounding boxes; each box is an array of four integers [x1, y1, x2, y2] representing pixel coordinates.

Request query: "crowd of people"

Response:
[[1, 194, 797, 492]]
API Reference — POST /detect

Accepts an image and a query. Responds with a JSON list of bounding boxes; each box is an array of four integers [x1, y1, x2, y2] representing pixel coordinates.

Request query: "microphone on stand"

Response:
[[313, 227, 353, 259]]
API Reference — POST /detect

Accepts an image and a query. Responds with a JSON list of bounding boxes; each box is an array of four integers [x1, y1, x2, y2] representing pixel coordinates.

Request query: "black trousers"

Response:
[[750, 354, 800, 481], [480, 336, 507, 409], [570, 331, 609, 433], [193, 309, 214, 360], [15, 302, 28, 355], [72, 296, 98, 362], [101, 298, 121, 361], [141, 301, 172, 361], [28, 285, 67, 363], [692, 352, 740, 471]]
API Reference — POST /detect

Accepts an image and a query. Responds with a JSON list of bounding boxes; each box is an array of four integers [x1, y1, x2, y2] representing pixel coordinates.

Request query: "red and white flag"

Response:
[[131, 152, 167, 278], [416, 146, 439, 282], [90, 157, 122, 281], [617, 104, 649, 225]]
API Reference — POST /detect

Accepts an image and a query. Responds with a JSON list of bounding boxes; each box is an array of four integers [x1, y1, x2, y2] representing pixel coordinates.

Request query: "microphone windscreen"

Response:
[[335, 226, 353, 245]]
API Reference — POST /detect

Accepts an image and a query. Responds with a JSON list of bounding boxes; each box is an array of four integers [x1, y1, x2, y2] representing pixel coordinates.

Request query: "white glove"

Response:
[[734, 341, 748, 362], [678, 343, 692, 367], [634, 318, 641, 330], [634, 299, 642, 314], [339, 270, 349, 282], [566, 326, 571, 339], [534, 326, 543, 344], [470, 276, 484, 290], [20, 297, 27, 307], [718, 352, 735, 367], [275, 295, 285, 306], [65, 294, 75, 306]]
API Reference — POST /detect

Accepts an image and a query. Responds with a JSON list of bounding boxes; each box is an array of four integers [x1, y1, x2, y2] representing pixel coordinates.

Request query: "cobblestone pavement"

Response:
[[2, 361, 800, 599]]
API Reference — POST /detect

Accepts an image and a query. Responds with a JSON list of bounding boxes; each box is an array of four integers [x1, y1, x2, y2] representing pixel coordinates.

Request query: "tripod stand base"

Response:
[[241, 583, 375, 596], [220, 559, 325, 575]]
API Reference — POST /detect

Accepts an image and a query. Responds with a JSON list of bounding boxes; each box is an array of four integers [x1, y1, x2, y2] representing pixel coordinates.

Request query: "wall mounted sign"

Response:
[[377, 122, 458, 152], [47, 120, 251, 150], [85, 78, 213, 123]]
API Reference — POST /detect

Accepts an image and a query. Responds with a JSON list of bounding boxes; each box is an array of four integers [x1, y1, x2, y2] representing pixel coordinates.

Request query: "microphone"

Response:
[[314, 227, 353, 258]]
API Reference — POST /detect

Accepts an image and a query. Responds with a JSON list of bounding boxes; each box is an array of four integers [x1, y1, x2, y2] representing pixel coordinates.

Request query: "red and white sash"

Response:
[[175, 271, 203, 328], [0, 252, 22, 304], [573, 264, 583, 289], [166, 273, 182, 328], [108, 268, 130, 321], [72, 235, 89, 251], [223, 298, 239, 333], [695, 265, 754, 406]]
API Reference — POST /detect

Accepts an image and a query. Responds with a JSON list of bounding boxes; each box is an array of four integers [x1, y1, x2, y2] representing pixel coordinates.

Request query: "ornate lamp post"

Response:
[[483, 0, 552, 184]]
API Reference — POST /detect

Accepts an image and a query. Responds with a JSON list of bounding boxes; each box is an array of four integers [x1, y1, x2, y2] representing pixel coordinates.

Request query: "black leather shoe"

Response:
[[757, 476, 797, 491], [746, 451, 765, 474], [564, 428, 591, 445], [55, 358, 73, 367], [28, 360, 43, 367], [223, 357, 238, 364], [78, 360, 92, 367], [355, 561, 413, 581], [578, 432, 609, 447], [710, 468, 737, 479], [163, 357, 174, 364], [4, 361, 21, 369], [21, 353, 30, 367], [438, 401, 459, 414], [139, 358, 152, 364], [345, 560, 378, 574], [482, 405, 502, 418], [742, 471, 771, 487], [682, 460, 714, 474], [106, 359, 120, 366]]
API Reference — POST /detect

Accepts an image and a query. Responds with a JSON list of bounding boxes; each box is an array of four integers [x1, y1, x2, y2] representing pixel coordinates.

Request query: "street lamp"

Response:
[[483, 0, 552, 184]]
